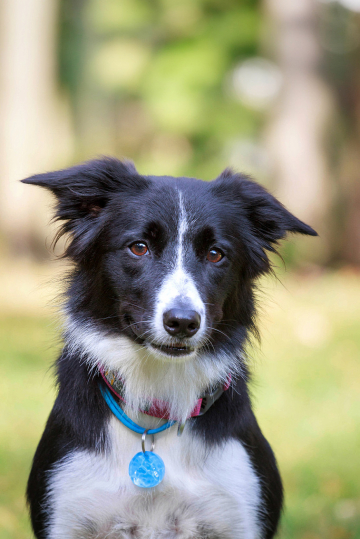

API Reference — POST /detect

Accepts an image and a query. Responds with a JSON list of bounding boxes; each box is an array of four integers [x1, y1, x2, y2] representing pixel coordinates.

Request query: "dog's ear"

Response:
[[22, 157, 148, 260], [213, 168, 317, 276]]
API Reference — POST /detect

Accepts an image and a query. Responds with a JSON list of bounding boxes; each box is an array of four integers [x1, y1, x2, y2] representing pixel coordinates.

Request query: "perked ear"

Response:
[[213, 168, 317, 276], [21, 157, 147, 261]]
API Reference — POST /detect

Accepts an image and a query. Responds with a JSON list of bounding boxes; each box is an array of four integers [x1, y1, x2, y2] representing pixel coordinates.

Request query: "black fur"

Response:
[[22, 158, 316, 538], [27, 354, 110, 538]]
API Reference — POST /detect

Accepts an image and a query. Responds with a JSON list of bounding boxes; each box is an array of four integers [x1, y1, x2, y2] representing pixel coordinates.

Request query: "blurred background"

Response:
[[0, 0, 359, 538]]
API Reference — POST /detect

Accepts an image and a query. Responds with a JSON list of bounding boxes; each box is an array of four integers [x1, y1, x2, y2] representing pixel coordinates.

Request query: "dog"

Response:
[[22, 158, 316, 539]]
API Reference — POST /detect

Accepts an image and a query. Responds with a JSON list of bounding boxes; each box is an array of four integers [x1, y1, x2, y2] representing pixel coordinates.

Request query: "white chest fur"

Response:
[[47, 417, 262, 539]]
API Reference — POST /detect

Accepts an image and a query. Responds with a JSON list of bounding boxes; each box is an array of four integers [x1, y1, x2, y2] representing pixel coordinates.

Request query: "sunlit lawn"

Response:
[[0, 271, 359, 539]]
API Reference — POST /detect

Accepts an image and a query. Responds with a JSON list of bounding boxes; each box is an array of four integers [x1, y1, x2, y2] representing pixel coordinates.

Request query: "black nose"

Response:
[[163, 309, 201, 337]]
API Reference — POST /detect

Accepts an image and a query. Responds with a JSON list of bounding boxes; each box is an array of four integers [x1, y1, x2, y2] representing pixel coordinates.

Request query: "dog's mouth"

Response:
[[124, 314, 197, 358], [148, 341, 195, 357]]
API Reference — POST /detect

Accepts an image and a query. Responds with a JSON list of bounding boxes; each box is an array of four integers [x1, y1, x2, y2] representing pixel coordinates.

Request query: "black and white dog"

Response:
[[23, 158, 316, 539]]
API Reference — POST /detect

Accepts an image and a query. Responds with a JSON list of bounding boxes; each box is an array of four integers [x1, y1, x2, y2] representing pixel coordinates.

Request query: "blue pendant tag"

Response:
[[129, 451, 165, 488]]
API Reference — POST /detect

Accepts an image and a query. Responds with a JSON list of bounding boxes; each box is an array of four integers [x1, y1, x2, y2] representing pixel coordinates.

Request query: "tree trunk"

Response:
[[0, 0, 71, 256], [264, 0, 334, 264]]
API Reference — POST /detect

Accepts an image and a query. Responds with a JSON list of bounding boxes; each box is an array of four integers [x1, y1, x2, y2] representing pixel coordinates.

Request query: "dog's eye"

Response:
[[206, 249, 223, 263], [129, 242, 148, 256]]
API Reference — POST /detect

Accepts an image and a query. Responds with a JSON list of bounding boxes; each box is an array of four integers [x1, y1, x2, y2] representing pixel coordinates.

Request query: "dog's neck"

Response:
[[65, 317, 240, 423], [99, 365, 231, 421]]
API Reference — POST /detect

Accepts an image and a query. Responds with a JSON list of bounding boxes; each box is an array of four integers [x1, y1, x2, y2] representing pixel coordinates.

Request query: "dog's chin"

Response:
[[145, 341, 198, 363]]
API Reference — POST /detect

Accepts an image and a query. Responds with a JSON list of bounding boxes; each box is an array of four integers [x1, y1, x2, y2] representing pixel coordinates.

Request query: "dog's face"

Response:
[[102, 174, 260, 363], [23, 159, 316, 406]]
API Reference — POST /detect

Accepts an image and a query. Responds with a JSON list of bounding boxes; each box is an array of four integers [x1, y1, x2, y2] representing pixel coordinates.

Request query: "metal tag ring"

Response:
[[141, 429, 155, 453]]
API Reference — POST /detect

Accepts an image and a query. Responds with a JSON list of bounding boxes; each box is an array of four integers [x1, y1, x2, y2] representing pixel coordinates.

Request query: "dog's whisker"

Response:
[[209, 327, 233, 342]]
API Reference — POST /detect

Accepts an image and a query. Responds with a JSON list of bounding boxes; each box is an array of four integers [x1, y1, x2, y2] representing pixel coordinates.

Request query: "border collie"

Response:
[[22, 158, 316, 539]]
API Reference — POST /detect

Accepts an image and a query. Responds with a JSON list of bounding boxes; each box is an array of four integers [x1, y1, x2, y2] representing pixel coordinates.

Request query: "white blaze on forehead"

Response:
[[153, 190, 205, 341], [178, 191, 188, 261]]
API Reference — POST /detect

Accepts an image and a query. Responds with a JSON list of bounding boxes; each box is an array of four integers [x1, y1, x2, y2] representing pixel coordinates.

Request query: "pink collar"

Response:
[[99, 366, 231, 421]]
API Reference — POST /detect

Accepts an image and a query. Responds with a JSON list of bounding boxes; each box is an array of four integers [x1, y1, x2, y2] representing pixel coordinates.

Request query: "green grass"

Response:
[[1, 272, 360, 538], [0, 317, 58, 539], [254, 271, 360, 539]]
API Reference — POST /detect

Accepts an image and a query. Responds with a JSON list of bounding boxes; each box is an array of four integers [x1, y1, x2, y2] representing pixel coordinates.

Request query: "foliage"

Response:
[[58, 0, 263, 179]]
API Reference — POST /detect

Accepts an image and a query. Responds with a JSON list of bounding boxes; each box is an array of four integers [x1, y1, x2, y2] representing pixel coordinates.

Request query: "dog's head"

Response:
[[23, 158, 316, 417]]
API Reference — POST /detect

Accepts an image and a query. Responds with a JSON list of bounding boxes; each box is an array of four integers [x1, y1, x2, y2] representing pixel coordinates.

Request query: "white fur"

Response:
[[152, 191, 206, 347], [66, 318, 240, 423], [47, 416, 263, 539]]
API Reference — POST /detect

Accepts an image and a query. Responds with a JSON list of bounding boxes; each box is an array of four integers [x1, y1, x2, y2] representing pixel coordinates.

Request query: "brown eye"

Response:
[[206, 249, 223, 263], [130, 242, 148, 256]]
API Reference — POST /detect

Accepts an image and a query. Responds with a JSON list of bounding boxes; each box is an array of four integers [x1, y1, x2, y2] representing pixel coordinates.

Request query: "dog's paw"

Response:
[[154, 507, 211, 539]]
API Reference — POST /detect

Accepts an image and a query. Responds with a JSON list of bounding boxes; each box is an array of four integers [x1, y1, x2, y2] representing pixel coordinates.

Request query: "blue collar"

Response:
[[99, 382, 176, 435]]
